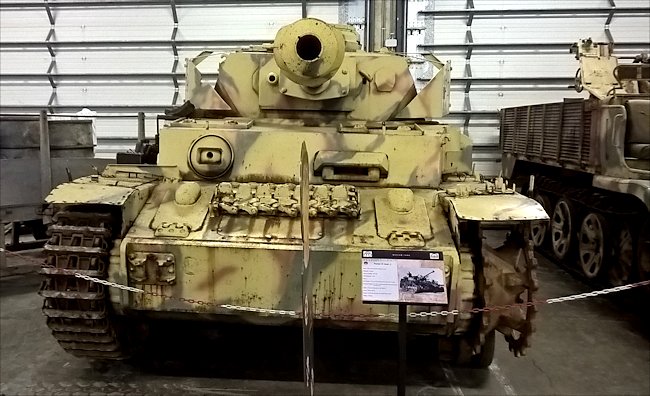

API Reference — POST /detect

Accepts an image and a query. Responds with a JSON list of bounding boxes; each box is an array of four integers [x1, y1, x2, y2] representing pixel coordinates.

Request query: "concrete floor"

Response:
[[1, 251, 649, 396]]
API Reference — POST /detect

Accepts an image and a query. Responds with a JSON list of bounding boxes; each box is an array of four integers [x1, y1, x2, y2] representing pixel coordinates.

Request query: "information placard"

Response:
[[361, 250, 447, 305]]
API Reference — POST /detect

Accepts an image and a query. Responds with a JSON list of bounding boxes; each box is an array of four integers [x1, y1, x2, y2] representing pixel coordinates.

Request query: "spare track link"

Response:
[[39, 210, 127, 359]]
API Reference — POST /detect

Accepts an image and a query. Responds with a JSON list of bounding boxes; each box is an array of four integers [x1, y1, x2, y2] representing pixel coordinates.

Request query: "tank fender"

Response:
[[44, 164, 177, 235], [445, 193, 548, 222]]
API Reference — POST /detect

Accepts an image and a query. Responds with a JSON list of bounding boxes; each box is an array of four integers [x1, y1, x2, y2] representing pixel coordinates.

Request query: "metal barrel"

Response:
[[273, 18, 346, 87]]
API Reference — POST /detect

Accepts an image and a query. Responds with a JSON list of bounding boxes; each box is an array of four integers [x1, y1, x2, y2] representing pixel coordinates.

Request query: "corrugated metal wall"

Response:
[[1, 0, 649, 175]]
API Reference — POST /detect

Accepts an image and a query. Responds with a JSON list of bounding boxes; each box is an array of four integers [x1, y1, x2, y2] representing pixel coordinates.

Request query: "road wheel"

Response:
[[551, 198, 574, 260], [578, 213, 609, 279], [608, 223, 635, 286], [530, 193, 551, 248], [470, 330, 495, 369], [452, 330, 495, 369]]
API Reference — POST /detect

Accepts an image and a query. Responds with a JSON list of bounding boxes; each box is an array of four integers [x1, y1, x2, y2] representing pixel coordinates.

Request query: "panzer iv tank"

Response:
[[400, 270, 445, 294], [40, 18, 547, 368]]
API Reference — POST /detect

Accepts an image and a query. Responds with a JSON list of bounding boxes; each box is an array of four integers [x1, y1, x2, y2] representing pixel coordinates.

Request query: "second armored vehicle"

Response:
[[501, 39, 650, 287]]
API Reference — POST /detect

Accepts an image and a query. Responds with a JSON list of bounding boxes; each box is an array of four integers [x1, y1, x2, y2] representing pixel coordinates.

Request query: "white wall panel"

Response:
[[610, 17, 650, 41], [428, 16, 649, 45], [0, 50, 50, 73], [450, 90, 586, 112], [177, 5, 300, 41], [616, 0, 650, 5], [53, 50, 174, 73], [436, 53, 581, 78], [470, 18, 610, 43], [0, 9, 49, 41], [425, 19, 466, 44], [429, 0, 650, 10], [52, 7, 172, 41], [0, 84, 51, 104], [465, 126, 500, 146], [94, 118, 158, 138], [307, 3, 341, 23], [54, 83, 173, 106]]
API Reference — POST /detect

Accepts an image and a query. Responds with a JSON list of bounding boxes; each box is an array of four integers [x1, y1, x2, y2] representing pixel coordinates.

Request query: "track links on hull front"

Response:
[[39, 210, 127, 359]]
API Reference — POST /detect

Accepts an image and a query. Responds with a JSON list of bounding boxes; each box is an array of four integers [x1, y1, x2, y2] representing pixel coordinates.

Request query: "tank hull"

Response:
[[114, 186, 462, 333]]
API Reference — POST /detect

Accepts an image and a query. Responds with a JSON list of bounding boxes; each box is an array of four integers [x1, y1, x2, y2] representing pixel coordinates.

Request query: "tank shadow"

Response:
[[0, 272, 42, 298], [121, 322, 491, 388]]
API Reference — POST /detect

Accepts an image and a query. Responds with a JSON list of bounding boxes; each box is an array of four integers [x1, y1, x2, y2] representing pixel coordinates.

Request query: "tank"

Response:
[[399, 270, 445, 294], [501, 38, 650, 287], [39, 18, 547, 369]]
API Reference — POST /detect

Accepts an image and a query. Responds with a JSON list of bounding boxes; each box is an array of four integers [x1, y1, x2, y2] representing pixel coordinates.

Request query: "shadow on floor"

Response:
[[0, 273, 42, 298], [122, 321, 487, 388]]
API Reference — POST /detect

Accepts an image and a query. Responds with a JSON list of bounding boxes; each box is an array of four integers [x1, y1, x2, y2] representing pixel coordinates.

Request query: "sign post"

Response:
[[300, 142, 314, 396], [398, 304, 407, 396], [361, 250, 447, 396]]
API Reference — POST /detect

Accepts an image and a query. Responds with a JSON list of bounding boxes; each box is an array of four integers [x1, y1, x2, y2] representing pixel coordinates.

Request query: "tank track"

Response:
[[505, 225, 538, 357], [535, 175, 645, 218], [534, 174, 648, 285], [441, 222, 538, 365], [456, 249, 477, 334], [39, 209, 128, 359]]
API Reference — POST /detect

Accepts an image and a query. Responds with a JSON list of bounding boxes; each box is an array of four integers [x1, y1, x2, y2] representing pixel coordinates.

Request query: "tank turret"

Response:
[[184, 17, 452, 121]]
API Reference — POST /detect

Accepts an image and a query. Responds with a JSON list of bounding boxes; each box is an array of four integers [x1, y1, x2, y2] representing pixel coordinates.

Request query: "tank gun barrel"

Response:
[[273, 18, 345, 88]]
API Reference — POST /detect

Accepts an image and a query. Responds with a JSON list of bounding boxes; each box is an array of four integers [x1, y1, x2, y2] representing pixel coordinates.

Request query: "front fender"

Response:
[[446, 193, 548, 222], [44, 165, 173, 235]]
